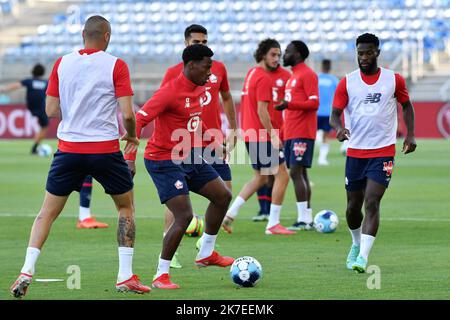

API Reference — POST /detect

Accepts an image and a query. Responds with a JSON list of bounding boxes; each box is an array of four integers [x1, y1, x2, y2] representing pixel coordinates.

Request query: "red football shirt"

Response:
[[124, 73, 205, 161], [267, 66, 291, 141], [240, 66, 274, 142], [283, 62, 319, 140], [161, 60, 230, 146], [333, 68, 410, 158]]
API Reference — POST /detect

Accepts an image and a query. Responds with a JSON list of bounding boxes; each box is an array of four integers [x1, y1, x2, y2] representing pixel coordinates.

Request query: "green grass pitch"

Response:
[[0, 139, 449, 300]]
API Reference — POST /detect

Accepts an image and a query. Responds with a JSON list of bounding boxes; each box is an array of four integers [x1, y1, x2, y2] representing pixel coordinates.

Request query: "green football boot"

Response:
[[352, 255, 367, 273]]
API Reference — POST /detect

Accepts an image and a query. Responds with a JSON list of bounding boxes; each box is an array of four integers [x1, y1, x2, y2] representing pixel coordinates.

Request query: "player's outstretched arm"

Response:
[[0, 82, 22, 93], [400, 100, 416, 154], [45, 96, 61, 118], [330, 107, 350, 141]]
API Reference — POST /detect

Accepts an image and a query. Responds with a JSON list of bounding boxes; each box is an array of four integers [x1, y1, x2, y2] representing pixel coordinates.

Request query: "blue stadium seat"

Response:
[[4, 0, 449, 63]]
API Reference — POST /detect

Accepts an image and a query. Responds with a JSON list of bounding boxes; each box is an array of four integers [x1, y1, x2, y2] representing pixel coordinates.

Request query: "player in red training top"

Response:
[[330, 33, 416, 273], [275, 40, 319, 231], [224, 38, 294, 235], [252, 57, 291, 223], [158, 24, 237, 268], [123, 45, 234, 289], [10, 16, 149, 298]]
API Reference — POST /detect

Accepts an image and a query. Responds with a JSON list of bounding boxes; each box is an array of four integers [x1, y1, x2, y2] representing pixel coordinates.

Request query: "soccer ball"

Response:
[[37, 144, 53, 157], [185, 214, 204, 237], [314, 210, 339, 233], [230, 256, 262, 287]]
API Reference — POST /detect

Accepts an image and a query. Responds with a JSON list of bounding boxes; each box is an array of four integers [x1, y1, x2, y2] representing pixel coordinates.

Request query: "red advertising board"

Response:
[[0, 104, 154, 139], [1, 102, 449, 139]]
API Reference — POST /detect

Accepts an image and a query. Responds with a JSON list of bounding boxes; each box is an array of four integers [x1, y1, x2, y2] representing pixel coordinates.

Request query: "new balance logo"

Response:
[[364, 93, 382, 104]]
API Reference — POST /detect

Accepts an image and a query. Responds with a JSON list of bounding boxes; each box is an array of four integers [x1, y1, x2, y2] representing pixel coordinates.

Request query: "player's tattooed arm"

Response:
[[330, 108, 350, 141], [401, 100, 416, 154], [117, 216, 135, 247]]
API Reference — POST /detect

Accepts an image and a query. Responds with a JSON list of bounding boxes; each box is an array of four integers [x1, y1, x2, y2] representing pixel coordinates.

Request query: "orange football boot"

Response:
[[10, 273, 32, 298], [77, 217, 109, 229], [116, 274, 151, 294], [195, 251, 234, 267], [152, 273, 180, 289], [265, 223, 296, 235]]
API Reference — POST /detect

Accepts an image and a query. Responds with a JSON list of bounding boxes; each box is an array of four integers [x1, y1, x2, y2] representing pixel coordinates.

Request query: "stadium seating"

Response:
[[3, 0, 450, 63]]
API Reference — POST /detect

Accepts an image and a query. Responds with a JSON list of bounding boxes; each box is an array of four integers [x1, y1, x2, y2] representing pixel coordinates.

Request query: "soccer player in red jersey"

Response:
[[224, 39, 294, 235], [252, 58, 291, 222], [330, 33, 416, 272], [124, 45, 234, 289], [275, 40, 319, 231], [10, 16, 150, 298], [158, 24, 237, 268]]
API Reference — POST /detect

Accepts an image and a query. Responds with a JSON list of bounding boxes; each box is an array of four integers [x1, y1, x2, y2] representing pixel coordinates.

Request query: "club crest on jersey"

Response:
[[209, 74, 218, 83], [185, 98, 190, 108], [364, 93, 382, 104], [187, 116, 200, 132], [291, 79, 297, 87], [174, 180, 184, 190], [276, 79, 284, 87], [383, 161, 394, 177], [294, 142, 307, 158]]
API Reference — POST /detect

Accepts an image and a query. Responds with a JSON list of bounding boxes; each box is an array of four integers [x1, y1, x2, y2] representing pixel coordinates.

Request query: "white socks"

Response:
[[197, 233, 217, 260], [155, 258, 171, 278], [117, 247, 133, 283], [360, 234, 376, 260], [319, 143, 330, 163], [226, 196, 246, 219], [297, 202, 312, 224], [266, 204, 282, 229], [21, 247, 41, 276], [78, 206, 91, 221], [349, 227, 362, 246]]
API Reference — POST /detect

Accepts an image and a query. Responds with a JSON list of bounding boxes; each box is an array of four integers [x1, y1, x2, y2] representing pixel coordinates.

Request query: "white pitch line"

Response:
[[0, 213, 449, 222]]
